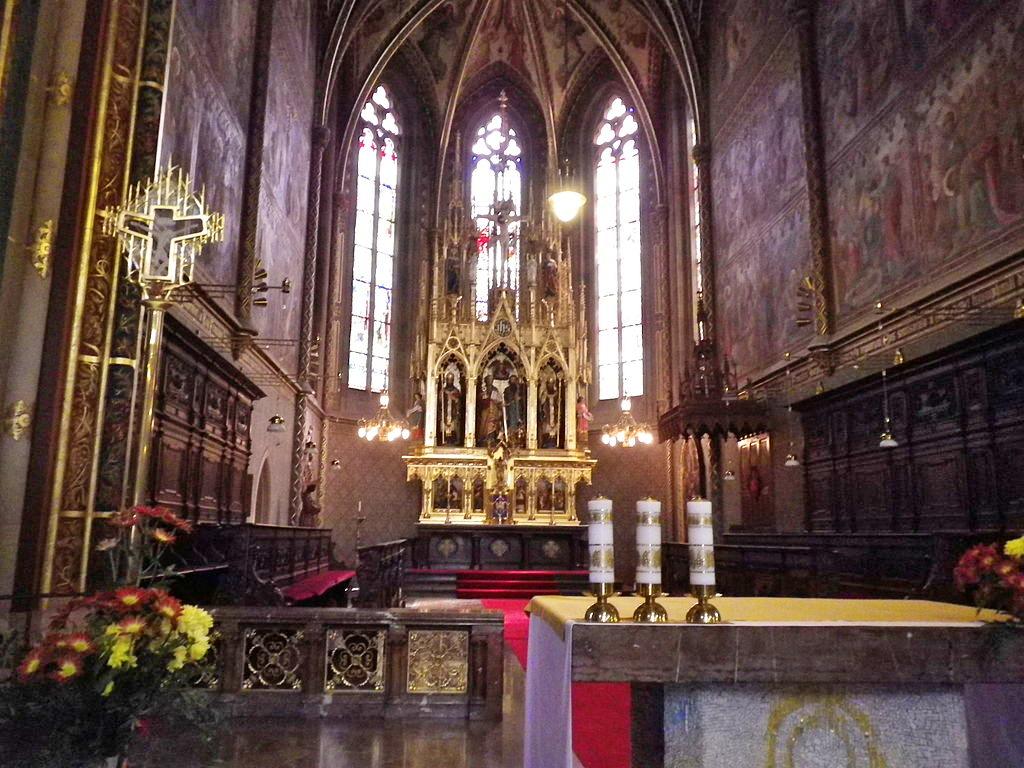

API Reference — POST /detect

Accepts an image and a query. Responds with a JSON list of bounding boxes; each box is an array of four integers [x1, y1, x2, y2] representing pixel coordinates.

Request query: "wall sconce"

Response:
[[267, 414, 286, 433], [331, 459, 342, 470], [879, 369, 898, 449]]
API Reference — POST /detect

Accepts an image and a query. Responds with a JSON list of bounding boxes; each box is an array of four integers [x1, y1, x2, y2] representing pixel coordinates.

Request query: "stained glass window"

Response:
[[594, 96, 643, 400], [687, 115, 704, 342], [470, 108, 523, 320], [348, 85, 400, 392]]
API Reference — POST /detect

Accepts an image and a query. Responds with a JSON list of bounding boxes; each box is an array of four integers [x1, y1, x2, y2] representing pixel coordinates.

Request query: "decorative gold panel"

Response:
[[242, 628, 303, 691], [325, 629, 386, 692], [406, 630, 468, 695]]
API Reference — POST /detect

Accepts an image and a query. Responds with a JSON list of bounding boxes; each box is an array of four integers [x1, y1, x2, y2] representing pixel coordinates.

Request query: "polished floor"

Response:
[[134, 651, 526, 768]]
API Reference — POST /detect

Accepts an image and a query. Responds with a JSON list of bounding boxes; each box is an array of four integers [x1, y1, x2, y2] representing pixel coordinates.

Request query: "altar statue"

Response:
[[504, 374, 524, 444], [439, 370, 463, 446], [576, 396, 592, 447], [542, 253, 559, 299], [479, 374, 502, 447], [539, 374, 563, 448], [407, 391, 424, 441]]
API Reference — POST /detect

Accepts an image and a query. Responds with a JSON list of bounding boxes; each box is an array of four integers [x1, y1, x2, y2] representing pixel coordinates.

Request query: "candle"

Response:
[[686, 499, 715, 587], [588, 498, 614, 584], [635, 498, 662, 585]]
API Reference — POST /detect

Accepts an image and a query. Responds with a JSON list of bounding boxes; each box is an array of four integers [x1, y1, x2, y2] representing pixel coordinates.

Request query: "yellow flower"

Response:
[[102, 680, 115, 697], [1005, 537, 1024, 559], [167, 645, 188, 672], [107, 635, 137, 669], [188, 637, 210, 661], [177, 605, 213, 643]]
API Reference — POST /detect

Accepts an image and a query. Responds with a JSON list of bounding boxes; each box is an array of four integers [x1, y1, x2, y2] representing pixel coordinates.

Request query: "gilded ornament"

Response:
[[325, 629, 386, 692], [48, 71, 73, 106], [406, 630, 468, 694], [3, 400, 32, 440], [26, 219, 54, 278]]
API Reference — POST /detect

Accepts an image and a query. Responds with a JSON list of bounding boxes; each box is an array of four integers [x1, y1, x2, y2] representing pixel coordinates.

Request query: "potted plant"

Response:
[[954, 535, 1024, 621]]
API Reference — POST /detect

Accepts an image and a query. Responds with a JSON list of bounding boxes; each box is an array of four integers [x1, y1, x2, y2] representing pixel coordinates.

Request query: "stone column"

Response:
[[290, 125, 328, 521], [787, 0, 834, 338], [691, 141, 715, 348], [465, 375, 477, 447]]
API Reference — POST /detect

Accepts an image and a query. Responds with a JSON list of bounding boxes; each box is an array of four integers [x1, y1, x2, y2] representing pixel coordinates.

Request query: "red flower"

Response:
[[16, 648, 47, 682], [954, 564, 980, 590], [49, 632, 96, 656], [151, 528, 176, 545], [114, 616, 147, 636], [50, 654, 84, 683], [113, 587, 151, 611], [153, 593, 183, 621]]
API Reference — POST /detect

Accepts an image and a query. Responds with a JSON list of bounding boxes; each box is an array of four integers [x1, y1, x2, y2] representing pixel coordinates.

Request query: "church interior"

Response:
[[1, 0, 1024, 766]]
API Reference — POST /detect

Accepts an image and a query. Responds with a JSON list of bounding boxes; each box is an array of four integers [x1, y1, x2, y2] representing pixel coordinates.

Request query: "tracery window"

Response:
[[594, 96, 643, 401], [687, 115, 704, 342], [348, 85, 400, 392], [469, 107, 523, 320]]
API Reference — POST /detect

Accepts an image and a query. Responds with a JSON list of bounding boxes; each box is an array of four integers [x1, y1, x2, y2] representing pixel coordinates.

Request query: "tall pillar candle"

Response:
[[635, 498, 662, 586], [587, 498, 615, 584], [686, 498, 715, 587]]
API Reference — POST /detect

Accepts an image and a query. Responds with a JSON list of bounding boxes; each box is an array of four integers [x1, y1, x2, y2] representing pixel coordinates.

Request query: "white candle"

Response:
[[635, 498, 662, 585], [588, 498, 615, 584], [686, 499, 715, 587]]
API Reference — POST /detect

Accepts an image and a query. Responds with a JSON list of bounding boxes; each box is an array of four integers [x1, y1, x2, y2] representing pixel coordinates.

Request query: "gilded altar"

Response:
[[404, 146, 594, 527]]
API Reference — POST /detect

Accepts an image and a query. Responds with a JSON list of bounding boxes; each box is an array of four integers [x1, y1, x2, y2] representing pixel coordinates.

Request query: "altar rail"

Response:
[[199, 606, 503, 720]]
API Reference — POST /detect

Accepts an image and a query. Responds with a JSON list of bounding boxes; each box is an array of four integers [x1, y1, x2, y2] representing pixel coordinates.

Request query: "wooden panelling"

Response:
[[150, 316, 263, 524], [797, 324, 1024, 533]]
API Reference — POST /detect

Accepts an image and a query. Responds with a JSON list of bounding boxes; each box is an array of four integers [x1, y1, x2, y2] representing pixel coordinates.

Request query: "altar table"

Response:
[[524, 596, 1024, 768]]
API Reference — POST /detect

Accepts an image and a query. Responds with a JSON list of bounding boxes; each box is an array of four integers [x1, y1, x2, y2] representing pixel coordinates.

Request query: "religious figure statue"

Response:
[[504, 374, 523, 445], [299, 483, 321, 528], [539, 374, 562, 448], [445, 252, 461, 296], [542, 253, 559, 299], [439, 370, 463, 446], [576, 396, 593, 447], [478, 374, 502, 447], [407, 391, 424, 442]]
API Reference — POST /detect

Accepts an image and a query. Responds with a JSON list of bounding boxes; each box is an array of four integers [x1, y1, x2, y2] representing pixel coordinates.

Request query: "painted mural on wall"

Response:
[[160, 0, 256, 293], [719, 204, 812, 379], [707, 0, 775, 131], [826, 0, 1024, 319], [816, 0, 901, 157], [711, 36, 804, 266], [829, 113, 915, 317], [255, 0, 317, 371]]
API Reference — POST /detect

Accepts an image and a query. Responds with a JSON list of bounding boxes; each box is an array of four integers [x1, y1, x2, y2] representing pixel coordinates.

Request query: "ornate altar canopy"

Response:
[[404, 112, 594, 527]]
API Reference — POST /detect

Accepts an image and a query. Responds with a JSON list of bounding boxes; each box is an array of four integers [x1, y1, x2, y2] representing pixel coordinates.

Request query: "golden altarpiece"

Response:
[[404, 154, 595, 528]]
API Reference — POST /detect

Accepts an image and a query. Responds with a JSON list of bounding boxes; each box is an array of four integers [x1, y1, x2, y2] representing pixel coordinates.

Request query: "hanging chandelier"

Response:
[[600, 397, 654, 447], [357, 391, 410, 442]]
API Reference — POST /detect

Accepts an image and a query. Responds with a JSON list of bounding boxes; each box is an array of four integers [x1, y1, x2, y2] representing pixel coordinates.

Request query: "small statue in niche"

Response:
[[542, 252, 559, 299], [406, 390, 424, 442], [576, 396, 593, 447], [538, 371, 563, 448], [478, 374, 502, 447], [515, 483, 527, 515], [299, 483, 321, 528], [504, 374, 524, 442], [439, 369, 464, 446], [445, 252, 461, 296]]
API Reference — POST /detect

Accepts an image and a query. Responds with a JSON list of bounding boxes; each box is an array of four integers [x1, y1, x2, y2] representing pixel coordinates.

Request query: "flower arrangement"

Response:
[[1, 506, 218, 767], [95, 505, 194, 588], [954, 535, 1024, 621]]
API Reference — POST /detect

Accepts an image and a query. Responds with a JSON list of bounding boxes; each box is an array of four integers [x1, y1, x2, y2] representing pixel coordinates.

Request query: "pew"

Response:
[[354, 538, 410, 608]]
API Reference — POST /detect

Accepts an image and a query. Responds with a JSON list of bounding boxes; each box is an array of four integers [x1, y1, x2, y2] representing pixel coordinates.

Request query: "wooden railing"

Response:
[[199, 606, 503, 720], [354, 539, 410, 608]]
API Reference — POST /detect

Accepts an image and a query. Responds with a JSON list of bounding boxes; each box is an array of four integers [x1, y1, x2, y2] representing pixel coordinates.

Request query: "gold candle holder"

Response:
[[584, 582, 620, 623], [633, 582, 668, 623], [686, 584, 722, 624]]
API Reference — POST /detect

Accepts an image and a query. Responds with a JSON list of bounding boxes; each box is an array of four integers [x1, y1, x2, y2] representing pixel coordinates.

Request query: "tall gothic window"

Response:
[[687, 115, 704, 343], [348, 85, 400, 392], [470, 106, 523, 320], [594, 96, 642, 401]]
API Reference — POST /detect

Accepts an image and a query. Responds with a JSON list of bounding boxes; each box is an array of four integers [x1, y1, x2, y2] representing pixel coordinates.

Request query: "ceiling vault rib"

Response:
[[643, 0, 704, 139], [320, 0, 361, 121], [563, 0, 663, 202], [434, 0, 494, 225], [519, 0, 559, 171], [334, 0, 450, 192]]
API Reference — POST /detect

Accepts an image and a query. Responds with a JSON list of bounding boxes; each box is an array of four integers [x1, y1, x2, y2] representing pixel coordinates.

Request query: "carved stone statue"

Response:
[[539, 373, 563, 448], [439, 369, 463, 446]]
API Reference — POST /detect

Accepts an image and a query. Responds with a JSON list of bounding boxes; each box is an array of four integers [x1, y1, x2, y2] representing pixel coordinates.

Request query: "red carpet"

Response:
[[481, 599, 631, 768]]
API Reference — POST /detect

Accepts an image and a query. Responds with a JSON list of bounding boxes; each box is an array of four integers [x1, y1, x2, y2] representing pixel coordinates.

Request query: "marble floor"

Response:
[[133, 651, 527, 768]]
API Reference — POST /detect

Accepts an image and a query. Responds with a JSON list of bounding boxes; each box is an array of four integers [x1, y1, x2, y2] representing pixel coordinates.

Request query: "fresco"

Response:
[[256, 0, 317, 370], [910, 8, 1024, 269], [816, 0, 900, 157], [900, 0, 990, 70], [826, 1, 1024, 320], [718, 204, 812, 379], [160, 1, 256, 292], [707, 0, 772, 102], [711, 37, 804, 265], [828, 114, 915, 317]]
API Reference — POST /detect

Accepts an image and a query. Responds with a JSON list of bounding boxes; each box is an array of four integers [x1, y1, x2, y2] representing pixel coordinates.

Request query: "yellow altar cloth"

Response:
[[526, 595, 1001, 638]]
